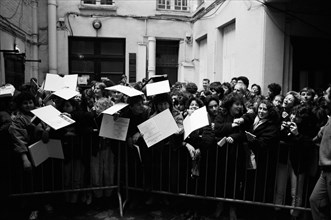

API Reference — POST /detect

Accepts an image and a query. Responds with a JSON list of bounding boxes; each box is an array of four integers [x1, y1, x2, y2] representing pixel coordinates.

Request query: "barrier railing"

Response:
[[7, 134, 318, 217], [123, 140, 318, 213], [7, 133, 124, 216]]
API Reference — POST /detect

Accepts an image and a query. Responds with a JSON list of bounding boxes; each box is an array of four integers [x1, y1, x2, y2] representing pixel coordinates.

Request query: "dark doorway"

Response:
[[4, 53, 25, 89], [156, 40, 179, 86], [292, 37, 331, 93]]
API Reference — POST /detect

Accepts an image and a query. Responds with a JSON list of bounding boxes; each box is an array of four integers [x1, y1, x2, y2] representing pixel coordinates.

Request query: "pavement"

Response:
[[7, 192, 312, 220]]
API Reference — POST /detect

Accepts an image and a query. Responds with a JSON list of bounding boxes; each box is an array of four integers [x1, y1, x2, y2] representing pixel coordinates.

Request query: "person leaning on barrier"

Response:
[[8, 92, 52, 220], [213, 92, 247, 220], [309, 83, 331, 220], [236, 99, 280, 205]]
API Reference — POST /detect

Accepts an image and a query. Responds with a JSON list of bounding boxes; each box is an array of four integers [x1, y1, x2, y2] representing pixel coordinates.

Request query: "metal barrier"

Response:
[[7, 133, 124, 216], [7, 133, 318, 217], [123, 140, 318, 213]]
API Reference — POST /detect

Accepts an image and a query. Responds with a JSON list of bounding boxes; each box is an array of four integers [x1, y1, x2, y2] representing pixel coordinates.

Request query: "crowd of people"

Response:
[[0, 74, 331, 220]]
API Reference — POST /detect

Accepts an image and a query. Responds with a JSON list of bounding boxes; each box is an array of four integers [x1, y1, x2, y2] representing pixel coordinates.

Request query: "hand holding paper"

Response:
[[28, 139, 64, 167], [44, 73, 78, 92], [31, 105, 75, 130], [183, 106, 209, 139], [138, 109, 178, 148]]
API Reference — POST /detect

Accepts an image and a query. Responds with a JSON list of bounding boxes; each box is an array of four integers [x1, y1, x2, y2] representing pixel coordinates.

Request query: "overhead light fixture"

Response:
[[92, 19, 102, 30]]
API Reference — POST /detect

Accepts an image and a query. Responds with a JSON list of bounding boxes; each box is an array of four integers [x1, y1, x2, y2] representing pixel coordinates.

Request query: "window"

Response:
[[157, 0, 188, 11], [156, 40, 179, 85], [69, 37, 125, 85], [82, 0, 113, 5]]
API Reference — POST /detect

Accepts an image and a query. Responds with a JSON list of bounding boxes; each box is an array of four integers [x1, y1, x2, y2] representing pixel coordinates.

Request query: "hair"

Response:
[[285, 91, 301, 107], [102, 79, 115, 87], [152, 93, 173, 112], [127, 95, 144, 107], [257, 99, 280, 124], [185, 96, 204, 110], [93, 82, 108, 97], [210, 81, 224, 98], [237, 76, 249, 88], [61, 98, 81, 112], [221, 92, 245, 112], [13, 92, 37, 110], [186, 82, 198, 95], [222, 82, 233, 95], [203, 78, 210, 83], [231, 77, 237, 81], [204, 95, 219, 113], [268, 83, 282, 96], [251, 84, 262, 96]]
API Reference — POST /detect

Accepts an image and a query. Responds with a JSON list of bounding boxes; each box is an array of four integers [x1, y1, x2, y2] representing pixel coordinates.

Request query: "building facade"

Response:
[[1, 0, 330, 93]]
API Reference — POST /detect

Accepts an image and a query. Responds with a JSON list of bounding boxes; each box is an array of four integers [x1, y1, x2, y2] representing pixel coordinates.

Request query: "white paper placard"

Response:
[[44, 74, 78, 92], [28, 139, 64, 167], [105, 85, 143, 97], [102, 103, 128, 115], [53, 88, 79, 100], [137, 109, 178, 148], [0, 84, 15, 97], [146, 80, 171, 96], [183, 106, 209, 139], [31, 105, 75, 130], [99, 114, 130, 141]]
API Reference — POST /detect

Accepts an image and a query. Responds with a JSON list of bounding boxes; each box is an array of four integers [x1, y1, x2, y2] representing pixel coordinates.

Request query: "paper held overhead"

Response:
[[0, 84, 15, 97], [31, 105, 75, 130], [105, 85, 143, 97], [183, 106, 209, 139], [146, 80, 171, 96], [44, 73, 78, 92], [53, 88, 79, 100], [102, 103, 128, 115]]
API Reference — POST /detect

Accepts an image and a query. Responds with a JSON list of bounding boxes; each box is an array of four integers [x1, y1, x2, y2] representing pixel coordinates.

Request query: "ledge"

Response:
[[79, 3, 118, 11]]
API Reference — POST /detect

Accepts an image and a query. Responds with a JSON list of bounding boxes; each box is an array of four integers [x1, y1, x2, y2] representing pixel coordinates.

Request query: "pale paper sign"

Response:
[[0, 84, 15, 97], [28, 139, 64, 167], [102, 103, 128, 115], [183, 106, 209, 139], [31, 105, 75, 130], [137, 109, 178, 148], [53, 88, 79, 100], [146, 80, 171, 96], [99, 114, 130, 141], [44, 74, 78, 91], [105, 85, 143, 97]]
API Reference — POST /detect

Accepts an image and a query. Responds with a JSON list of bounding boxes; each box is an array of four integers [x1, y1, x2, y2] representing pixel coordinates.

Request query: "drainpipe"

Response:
[[31, 0, 39, 79], [48, 0, 57, 74], [147, 36, 156, 78]]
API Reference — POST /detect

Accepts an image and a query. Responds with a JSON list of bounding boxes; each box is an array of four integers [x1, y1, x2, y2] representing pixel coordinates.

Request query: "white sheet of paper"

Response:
[[99, 114, 130, 141], [245, 131, 256, 138], [183, 106, 209, 139], [53, 88, 79, 100], [106, 85, 143, 97], [146, 80, 170, 96], [102, 103, 128, 115], [31, 105, 75, 130], [0, 84, 15, 97], [217, 137, 227, 148], [44, 74, 78, 91], [28, 139, 64, 167], [138, 109, 178, 148]]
